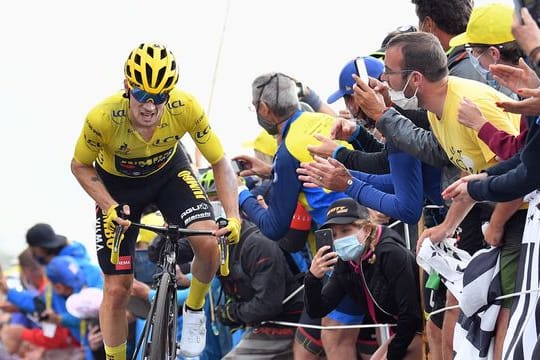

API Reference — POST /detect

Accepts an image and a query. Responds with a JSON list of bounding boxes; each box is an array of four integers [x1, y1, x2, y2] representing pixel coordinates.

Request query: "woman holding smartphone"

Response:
[[304, 197, 423, 360]]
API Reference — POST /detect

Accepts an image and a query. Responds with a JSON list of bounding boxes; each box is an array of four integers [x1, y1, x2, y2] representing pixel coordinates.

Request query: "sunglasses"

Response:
[[130, 86, 169, 105]]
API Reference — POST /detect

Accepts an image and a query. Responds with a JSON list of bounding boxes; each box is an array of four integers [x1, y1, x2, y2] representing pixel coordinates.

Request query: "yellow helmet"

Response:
[[124, 43, 179, 94]]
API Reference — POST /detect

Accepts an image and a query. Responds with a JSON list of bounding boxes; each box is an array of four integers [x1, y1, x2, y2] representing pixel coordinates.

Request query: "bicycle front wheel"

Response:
[[149, 272, 178, 360]]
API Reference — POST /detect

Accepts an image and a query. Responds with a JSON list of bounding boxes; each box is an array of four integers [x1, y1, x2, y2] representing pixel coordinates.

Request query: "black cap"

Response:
[[26, 223, 67, 249], [320, 198, 368, 229]]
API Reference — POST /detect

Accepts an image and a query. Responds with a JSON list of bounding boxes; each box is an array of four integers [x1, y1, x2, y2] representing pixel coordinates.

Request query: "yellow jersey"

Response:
[[73, 88, 224, 177]]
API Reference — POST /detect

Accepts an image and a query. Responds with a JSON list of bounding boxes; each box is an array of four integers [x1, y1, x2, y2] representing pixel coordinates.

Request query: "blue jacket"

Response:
[[239, 110, 349, 239], [346, 144, 443, 224], [59, 242, 104, 288]]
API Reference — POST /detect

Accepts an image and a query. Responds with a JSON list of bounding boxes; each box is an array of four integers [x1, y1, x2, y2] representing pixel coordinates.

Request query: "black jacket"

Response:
[[218, 221, 303, 326], [304, 226, 422, 360]]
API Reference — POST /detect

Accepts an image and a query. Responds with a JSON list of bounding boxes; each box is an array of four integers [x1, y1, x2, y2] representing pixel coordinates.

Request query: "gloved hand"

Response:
[[103, 204, 130, 247], [223, 217, 241, 244], [215, 304, 243, 328]]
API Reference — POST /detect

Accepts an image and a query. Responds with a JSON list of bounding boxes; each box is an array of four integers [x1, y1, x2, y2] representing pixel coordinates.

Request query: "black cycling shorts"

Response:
[[95, 149, 215, 275]]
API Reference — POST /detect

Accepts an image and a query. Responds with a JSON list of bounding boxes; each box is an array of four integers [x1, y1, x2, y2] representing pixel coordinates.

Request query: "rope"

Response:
[[426, 288, 540, 320], [262, 320, 396, 330]]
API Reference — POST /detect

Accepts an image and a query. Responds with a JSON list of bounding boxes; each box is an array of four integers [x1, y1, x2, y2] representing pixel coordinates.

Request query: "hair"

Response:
[[352, 219, 379, 264], [386, 32, 449, 82], [497, 41, 525, 65], [412, 0, 473, 35], [252, 73, 299, 118], [18, 248, 42, 272]]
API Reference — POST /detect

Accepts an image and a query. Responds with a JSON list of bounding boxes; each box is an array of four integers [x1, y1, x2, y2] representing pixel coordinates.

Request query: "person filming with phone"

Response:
[[304, 197, 423, 360]]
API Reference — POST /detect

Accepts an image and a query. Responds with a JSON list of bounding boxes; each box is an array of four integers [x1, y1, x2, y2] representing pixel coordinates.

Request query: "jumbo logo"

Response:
[[177, 170, 206, 199], [115, 148, 173, 176]]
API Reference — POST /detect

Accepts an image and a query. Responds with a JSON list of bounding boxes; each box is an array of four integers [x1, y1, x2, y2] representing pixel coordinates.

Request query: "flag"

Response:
[[417, 237, 502, 359], [503, 190, 540, 360]]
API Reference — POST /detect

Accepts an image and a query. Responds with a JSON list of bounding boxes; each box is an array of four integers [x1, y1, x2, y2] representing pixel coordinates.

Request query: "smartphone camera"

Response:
[[231, 159, 246, 175]]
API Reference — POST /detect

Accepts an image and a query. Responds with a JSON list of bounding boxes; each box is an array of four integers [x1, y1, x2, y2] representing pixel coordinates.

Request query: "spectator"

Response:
[[304, 198, 423, 360], [25, 223, 103, 288], [353, 31, 525, 359]]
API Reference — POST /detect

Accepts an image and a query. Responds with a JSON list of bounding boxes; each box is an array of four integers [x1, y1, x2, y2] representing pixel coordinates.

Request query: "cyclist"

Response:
[[71, 42, 241, 359]]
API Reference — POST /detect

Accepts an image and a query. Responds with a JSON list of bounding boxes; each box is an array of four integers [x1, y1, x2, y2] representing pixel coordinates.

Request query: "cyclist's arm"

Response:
[[70, 159, 118, 212], [211, 157, 240, 221]]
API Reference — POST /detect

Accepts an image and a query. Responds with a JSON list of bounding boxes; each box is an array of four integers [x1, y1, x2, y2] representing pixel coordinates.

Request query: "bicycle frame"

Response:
[[128, 222, 215, 360]]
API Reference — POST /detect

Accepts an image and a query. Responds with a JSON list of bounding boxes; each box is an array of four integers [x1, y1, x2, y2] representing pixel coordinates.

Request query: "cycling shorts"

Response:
[[95, 149, 214, 275]]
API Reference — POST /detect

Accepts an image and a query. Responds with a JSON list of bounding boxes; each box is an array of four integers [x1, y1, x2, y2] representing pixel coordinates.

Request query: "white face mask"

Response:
[[388, 74, 419, 110]]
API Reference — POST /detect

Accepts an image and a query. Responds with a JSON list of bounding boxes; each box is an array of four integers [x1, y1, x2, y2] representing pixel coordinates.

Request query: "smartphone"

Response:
[[231, 159, 245, 175], [354, 57, 370, 84], [33, 297, 48, 321], [315, 229, 334, 252], [514, 0, 540, 27], [296, 81, 305, 99]]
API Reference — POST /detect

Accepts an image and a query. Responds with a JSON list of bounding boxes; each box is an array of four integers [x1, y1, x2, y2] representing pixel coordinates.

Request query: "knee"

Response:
[[103, 276, 132, 308]]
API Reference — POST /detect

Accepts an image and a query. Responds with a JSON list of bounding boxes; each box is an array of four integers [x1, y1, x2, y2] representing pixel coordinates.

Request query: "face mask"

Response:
[[468, 50, 502, 89], [257, 113, 279, 135], [388, 75, 419, 110], [334, 234, 365, 261]]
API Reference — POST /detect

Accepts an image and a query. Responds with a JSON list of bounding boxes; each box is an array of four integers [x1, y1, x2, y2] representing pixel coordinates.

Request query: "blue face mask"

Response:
[[334, 234, 365, 261], [468, 49, 500, 89]]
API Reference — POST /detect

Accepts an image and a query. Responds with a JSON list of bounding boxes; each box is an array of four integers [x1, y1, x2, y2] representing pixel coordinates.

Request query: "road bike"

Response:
[[112, 221, 228, 360]]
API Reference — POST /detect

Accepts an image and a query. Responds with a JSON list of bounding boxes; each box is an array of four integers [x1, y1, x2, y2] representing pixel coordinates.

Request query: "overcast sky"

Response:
[[0, 0, 513, 262]]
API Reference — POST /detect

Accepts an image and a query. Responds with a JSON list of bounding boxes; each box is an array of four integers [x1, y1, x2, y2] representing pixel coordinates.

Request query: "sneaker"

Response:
[[179, 305, 206, 357]]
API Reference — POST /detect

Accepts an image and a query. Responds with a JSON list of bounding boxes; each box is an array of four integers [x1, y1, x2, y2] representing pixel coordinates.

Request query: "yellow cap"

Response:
[[242, 130, 278, 157], [136, 211, 164, 243], [449, 3, 514, 47]]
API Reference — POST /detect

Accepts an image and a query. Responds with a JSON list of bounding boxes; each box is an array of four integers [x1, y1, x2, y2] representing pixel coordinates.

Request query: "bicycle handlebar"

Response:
[[111, 220, 231, 276], [129, 222, 215, 237]]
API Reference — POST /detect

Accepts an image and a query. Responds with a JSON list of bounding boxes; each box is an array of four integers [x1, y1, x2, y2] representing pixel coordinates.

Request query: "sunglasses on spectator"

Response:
[[129, 86, 169, 105]]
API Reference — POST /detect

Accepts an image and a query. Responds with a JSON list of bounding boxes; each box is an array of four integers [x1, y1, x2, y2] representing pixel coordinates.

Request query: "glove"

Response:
[[215, 304, 243, 328], [103, 204, 128, 248], [224, 217, 241, 244]]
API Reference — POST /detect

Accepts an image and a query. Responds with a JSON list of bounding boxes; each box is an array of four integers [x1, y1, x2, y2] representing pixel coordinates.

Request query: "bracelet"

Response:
[[529, 45, 540, 64]]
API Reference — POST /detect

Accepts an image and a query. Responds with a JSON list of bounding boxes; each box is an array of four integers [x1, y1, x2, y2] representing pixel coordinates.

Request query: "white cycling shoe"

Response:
[[179, 305, 206, 357]]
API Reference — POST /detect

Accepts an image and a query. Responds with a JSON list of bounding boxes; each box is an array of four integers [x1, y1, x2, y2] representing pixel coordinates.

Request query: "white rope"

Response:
[[425, 288, 540, 320], [262, 320, 396, 330]]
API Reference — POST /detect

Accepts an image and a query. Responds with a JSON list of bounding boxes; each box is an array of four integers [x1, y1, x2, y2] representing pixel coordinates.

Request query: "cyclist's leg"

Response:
[[157, 166, 218, 356]]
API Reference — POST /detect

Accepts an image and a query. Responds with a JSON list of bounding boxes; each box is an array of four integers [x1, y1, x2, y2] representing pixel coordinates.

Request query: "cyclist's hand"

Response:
[[215, 304, 243, 327], [217, 217, 241, 244], [104, 204, 131, 234]]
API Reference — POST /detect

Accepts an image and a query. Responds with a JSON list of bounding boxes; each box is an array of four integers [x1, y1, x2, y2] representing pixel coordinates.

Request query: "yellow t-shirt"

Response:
[[73, 88, 224, 177], [428, 76, 521, 174]]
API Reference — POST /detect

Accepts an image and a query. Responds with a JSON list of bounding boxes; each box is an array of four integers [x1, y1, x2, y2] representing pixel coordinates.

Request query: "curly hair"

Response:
[[352, 219, 379, 264], [412, 0, 473, 35]]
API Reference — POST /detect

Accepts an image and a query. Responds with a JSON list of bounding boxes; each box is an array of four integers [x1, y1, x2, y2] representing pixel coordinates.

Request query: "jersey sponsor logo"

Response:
[[85, 120, 102, 138], [117, 143, 131, 154], [112, 109, 127, 118], [115, 256, 132, 271], [180, 203, 209, 219], [95, 214, 105, 252], [167, 100, 184, 109], [184, 212, 212, 225], [85, 134, 102, 150], [153, 134, 181, 147], [195, 125, 211, 144], [114, 148, 174, 176], [177, 170, 206, 199]]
